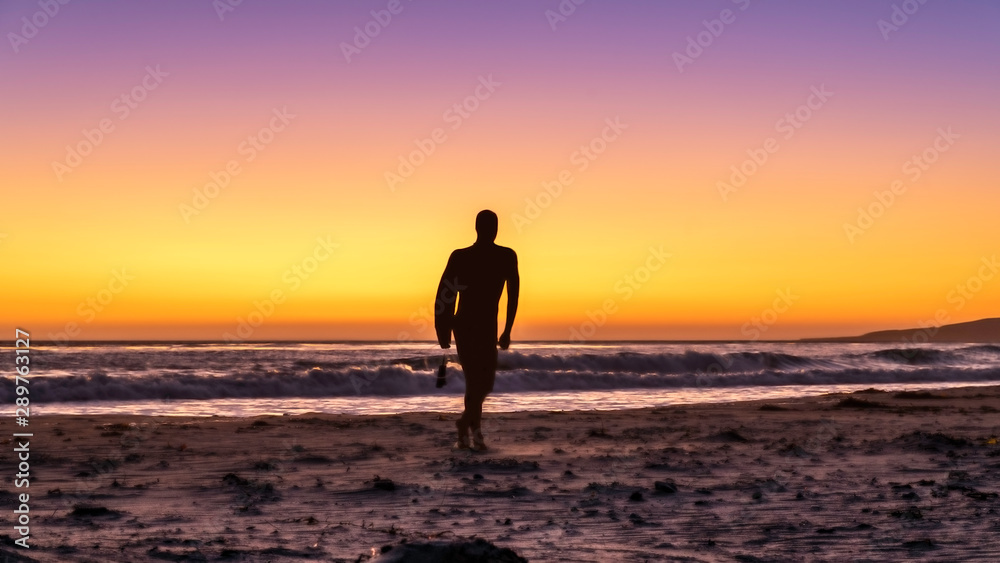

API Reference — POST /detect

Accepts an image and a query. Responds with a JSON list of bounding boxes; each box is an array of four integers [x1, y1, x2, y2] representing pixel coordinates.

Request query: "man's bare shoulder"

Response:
[[496, 246, 517, 271], [495, 245, 517, 257], [452, 244, 515, 262]]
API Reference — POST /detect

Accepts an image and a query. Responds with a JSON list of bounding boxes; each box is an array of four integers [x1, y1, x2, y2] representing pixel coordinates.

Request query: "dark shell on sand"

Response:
[[374, 538, 527, 563]]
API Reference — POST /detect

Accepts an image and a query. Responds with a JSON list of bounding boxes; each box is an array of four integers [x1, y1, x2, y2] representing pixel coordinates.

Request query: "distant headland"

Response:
[[803, 318, 1000, 343]]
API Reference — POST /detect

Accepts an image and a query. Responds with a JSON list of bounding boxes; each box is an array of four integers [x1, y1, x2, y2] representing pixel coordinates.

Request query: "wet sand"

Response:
[[4, 385, 1000, 561]]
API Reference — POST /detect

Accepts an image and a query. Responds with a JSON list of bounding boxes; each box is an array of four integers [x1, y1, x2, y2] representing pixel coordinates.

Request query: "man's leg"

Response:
[[456, 359, 489, 445], [455, 332, 497, 448], [454, 336, 476, 447], [467, 346, 497, 449], [465, 367, 489, 429]]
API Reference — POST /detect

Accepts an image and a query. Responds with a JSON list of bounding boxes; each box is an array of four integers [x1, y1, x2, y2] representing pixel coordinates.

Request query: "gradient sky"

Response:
[[2, 0, 999, 341]]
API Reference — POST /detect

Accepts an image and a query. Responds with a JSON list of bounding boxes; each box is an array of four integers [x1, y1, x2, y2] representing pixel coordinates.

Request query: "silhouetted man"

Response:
[[435, 210, 519, 451]]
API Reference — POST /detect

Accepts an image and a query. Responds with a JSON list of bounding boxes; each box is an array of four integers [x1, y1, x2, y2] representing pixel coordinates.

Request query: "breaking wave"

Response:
[[4, 342, 999, 403]]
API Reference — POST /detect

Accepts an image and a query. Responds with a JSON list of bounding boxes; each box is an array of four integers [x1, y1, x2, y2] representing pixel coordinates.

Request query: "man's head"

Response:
[[475, 210, 498, 242]]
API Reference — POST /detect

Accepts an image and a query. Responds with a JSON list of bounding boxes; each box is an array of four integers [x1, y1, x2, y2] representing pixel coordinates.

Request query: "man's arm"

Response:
[[435, 252, 459, 349], [498, 250, 519, 350]]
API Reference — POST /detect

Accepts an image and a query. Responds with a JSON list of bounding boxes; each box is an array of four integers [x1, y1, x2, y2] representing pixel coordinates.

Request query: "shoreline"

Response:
[[25, 379, 1000, 418], [6, 384, 1000, 561], [24, 381, 1000, 425]]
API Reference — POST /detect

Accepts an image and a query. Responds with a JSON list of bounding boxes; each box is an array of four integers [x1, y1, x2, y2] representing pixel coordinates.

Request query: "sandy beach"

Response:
[[4, 385, 1000, 562]]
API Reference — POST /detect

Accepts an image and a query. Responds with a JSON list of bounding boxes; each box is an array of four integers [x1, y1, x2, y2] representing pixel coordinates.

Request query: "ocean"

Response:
[[5, 341, 1000, 417]]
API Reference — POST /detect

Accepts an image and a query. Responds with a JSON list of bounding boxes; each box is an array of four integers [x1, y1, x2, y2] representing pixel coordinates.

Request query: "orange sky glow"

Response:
[[2, 1, 999, 341]]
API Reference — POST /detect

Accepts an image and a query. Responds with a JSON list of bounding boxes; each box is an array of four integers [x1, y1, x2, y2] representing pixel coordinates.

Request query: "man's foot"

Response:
[[454, 419, 471, 450], [470, 428, 488, 452]]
